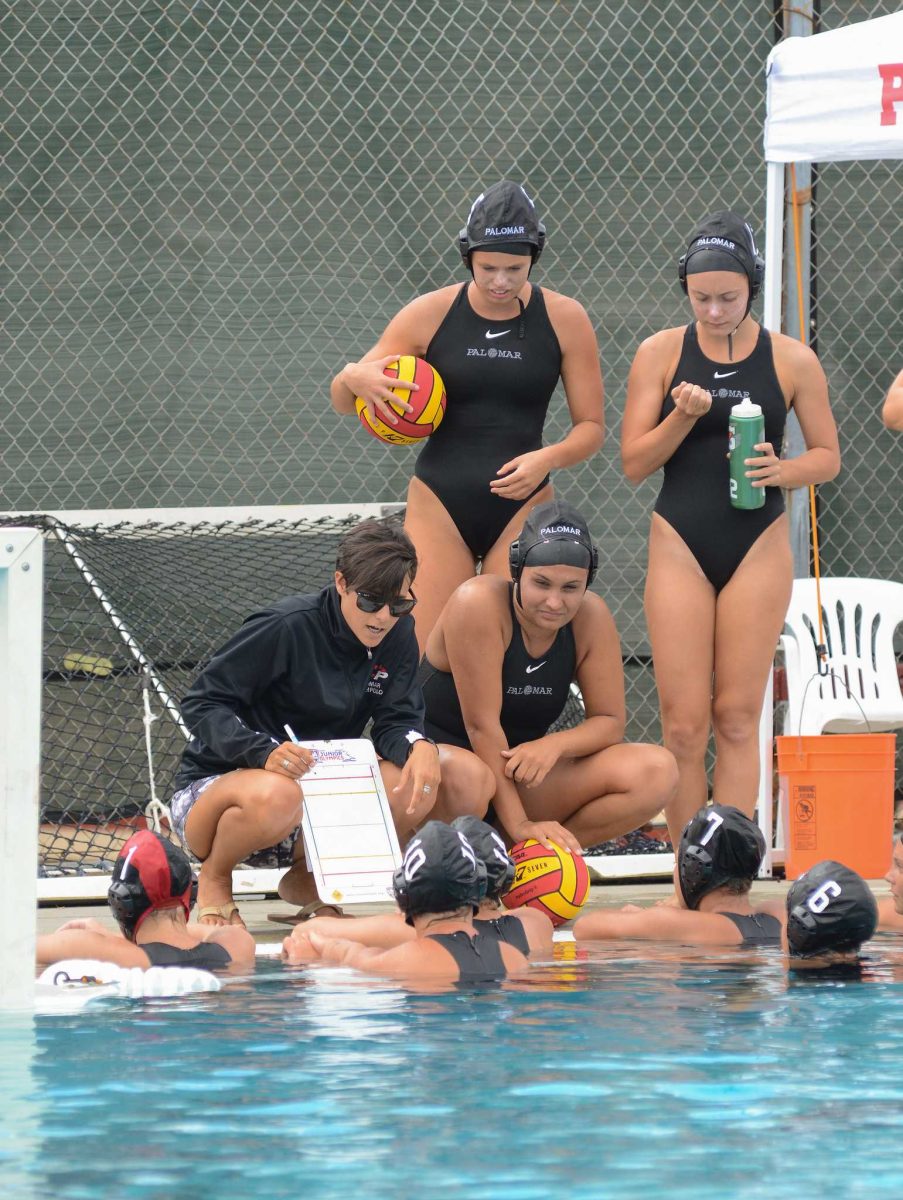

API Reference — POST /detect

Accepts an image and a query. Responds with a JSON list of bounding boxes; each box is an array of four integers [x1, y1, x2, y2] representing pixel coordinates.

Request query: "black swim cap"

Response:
[[392, 821, 487, 926], [508, 499, 598, 588], [108, 830, 194, 940], [786, 861, 878, 958], [451, 816, 515, 900], [459, 180, 546, 266], [678, 804, 765, 910], [678, 210, 764, 309]]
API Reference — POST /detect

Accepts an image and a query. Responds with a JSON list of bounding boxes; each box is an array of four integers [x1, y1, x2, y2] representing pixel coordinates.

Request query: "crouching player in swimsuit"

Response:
[[622, 211, 840, 851], [418, 499, 677, 856], [283, 815, 553, 960], [330, 179, 604, 654], [574, 804, 784, 947], [36, 831, 255, 972], [168, 519, 493, 928], [289, 821, 530, 984]]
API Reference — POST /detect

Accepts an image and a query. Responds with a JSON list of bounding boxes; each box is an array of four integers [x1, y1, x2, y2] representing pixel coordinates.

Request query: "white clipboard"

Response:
[[299, 738, 403, 905]]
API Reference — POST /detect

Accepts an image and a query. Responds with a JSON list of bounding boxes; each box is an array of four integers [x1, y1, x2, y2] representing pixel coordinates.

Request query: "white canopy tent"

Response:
[[755, 10, 903, 872], [762, 9, 903, 328]]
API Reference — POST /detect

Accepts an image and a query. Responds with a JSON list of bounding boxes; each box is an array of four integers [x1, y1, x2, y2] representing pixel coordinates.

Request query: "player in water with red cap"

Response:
[[36, 830, 255, 971]]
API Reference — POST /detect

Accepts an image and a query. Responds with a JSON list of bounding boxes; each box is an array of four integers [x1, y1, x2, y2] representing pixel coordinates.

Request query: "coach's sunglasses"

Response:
[[353, 589, 417, 618]]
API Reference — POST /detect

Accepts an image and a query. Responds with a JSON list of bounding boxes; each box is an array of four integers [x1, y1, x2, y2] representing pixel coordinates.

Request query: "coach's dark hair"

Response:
[[335, 518, 418, 596]]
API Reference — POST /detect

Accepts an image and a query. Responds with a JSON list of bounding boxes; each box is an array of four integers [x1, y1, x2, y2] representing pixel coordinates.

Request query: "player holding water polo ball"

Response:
[[330, 180, 604, 653], [621, 210, 839, 853], [418, 500, 677, 855]]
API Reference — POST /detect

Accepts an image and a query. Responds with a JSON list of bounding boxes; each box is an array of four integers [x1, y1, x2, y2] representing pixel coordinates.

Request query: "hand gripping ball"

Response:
[[501, 839, 590, 927], [355, 356, 446, 446]]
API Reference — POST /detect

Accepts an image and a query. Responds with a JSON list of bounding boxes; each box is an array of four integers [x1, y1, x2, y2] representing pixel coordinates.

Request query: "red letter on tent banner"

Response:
[[878, 64, 903, 126]]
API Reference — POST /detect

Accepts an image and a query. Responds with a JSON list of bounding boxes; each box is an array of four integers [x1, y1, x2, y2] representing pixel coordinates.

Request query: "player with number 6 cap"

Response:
[[330, 179, 604, 655], [621, 210, 840, 858], [289, 821, 529, 983], [169, 518, 493, 930], [418, 499, 677, 858], [785, 860, 878, 961], [574, 803, 785, 945]]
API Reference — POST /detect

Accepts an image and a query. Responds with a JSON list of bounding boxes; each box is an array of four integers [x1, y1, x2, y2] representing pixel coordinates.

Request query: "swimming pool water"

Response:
[[4, 940, 903, 1200]]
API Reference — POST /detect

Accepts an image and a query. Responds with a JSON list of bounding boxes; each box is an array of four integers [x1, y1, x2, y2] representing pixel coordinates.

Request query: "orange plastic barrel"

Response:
[[776, 733, 896, 879]]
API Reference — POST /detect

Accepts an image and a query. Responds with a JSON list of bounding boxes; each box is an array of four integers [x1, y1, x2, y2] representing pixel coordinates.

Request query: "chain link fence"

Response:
[[3, 0, 901, 854]]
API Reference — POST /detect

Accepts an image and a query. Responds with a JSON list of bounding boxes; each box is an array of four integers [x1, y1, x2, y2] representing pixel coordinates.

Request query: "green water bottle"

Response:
[[728, 397, 765, 510]]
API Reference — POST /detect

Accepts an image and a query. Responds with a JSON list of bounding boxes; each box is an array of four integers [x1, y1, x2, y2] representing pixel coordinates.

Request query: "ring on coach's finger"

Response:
[[422, 784, 432, 793], [282, 758, 291, 769]]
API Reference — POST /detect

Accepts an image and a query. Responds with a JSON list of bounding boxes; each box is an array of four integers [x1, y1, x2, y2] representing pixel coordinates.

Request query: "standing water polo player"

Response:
[[169, 519, 492, 927], [418, 500, 677, 854], [621, 211, 839, 851], [330, 180, 604, 653]]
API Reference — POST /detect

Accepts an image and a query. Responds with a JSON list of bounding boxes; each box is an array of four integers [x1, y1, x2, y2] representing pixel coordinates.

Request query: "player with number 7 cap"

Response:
[[574, 803, 785, 945]]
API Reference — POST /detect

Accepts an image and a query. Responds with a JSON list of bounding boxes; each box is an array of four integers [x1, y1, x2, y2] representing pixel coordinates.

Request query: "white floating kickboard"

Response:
[[300, 739, 402, 906]]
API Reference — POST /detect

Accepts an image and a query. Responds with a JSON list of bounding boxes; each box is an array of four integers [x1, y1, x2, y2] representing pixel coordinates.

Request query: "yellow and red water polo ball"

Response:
[[355, 356, 446, 445], [501, 838, 591, 927]]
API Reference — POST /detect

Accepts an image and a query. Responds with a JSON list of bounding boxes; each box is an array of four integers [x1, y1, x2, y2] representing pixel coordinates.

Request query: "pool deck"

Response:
[[35, 874, 894, 943]]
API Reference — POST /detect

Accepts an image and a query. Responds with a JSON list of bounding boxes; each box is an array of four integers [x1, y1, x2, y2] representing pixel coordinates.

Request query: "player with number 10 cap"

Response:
[[297, 821, 530, 983], [330, 179, 604, 655], [419, 498, 677, 860], [621, 209, 840, 859]]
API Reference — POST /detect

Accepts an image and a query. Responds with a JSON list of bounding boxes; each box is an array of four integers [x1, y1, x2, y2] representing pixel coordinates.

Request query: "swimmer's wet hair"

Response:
[[335, 518, 418, 597]]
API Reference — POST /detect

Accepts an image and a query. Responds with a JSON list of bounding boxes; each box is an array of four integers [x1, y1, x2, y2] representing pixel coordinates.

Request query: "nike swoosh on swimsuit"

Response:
[[485, 329, 511, 340], [713, 370, 738, 379], [525, 661, 546, 674]]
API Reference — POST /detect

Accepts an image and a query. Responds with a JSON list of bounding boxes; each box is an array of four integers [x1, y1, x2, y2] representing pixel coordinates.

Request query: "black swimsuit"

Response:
[[141, 941, 233, 969], [718, 911, 782, 947], [427, 929, 509, 983], [475, 914, 530, 955], [416, 283, 562, 558], [654, 324, 787, 593], [420, 585, 576, 749]]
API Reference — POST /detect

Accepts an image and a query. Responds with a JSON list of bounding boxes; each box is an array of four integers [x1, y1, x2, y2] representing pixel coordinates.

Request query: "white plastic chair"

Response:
[[780, 577, 903, 736]]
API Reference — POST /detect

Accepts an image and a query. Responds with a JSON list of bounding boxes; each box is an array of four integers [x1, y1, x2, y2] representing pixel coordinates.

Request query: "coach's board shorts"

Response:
[[169, 771, 302, 870]]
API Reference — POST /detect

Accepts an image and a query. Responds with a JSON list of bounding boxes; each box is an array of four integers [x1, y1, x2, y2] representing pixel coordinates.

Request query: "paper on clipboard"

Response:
[[299, 738, 402, 905]]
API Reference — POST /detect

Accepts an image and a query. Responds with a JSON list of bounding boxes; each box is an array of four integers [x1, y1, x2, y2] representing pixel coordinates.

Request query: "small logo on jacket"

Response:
[[525, 661, 546, 674], [713, 370, 738, 379], [485, 329, 510, 340], [367, 665, 389, 696]]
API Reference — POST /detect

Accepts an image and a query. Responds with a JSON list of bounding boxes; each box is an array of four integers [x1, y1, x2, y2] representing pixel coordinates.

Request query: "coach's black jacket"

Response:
[[174, 584, 426, 787]]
